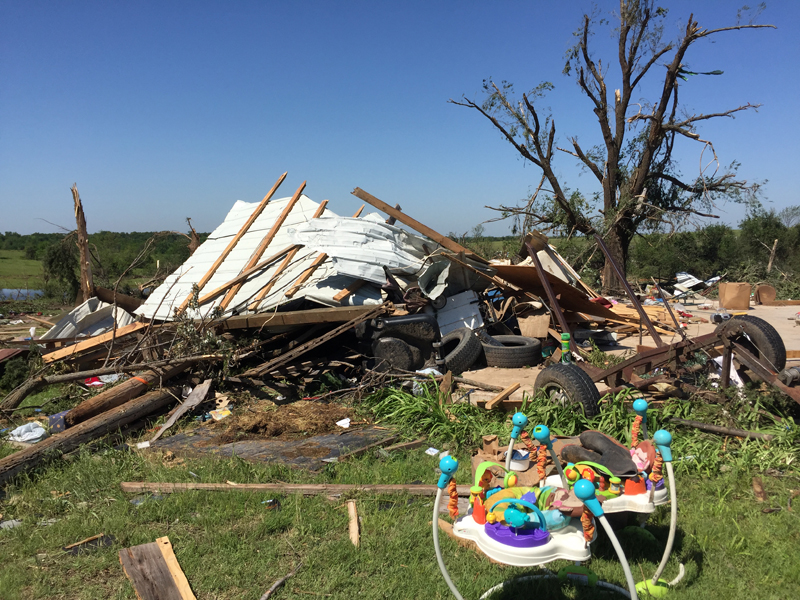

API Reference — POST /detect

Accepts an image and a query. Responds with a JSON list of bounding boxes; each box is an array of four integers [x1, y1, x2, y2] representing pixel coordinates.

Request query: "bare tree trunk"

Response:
[[767, 239, 778, 273], [601, 228, 629, 295], [71, 184, 94, 303]]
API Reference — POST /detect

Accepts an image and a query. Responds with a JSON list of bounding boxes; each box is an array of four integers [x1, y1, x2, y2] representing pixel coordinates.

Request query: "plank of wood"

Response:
[[382, 438, 426, 453], [150, 379, 213, 443], [196, 245, 300, 306], [439, 371, 453, 404], [325, 434, 398, 463], [352, 187, 486, 261], [178, 172, 287, 313], [24, 314, 57, 327], [120, 481, 472, 496], [42, 321, 148, 363], [220, 305, 382, 331], [786, 350, 800, 359], [333, 280, 366, 302], [156, 537, 196, 600], [220, 180, 306, 310], [64, 533, 105, 550], [119, 536, 194, 600], [485, 383, 520, 410], [347, 501, 360, 547]]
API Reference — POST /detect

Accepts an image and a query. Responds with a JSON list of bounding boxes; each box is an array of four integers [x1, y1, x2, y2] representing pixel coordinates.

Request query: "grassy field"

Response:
[[0, 250, 44, 292], [0, 441, 798, 600], [1, 381, 799, 600]]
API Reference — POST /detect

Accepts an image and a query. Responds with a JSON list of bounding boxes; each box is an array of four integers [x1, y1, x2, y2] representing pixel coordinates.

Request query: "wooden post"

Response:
[[71, 184, 94, 303], [347, 500, 360, 547]]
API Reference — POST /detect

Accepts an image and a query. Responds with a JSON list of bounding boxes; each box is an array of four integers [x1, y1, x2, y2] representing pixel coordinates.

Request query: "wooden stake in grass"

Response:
[[347, 500, 360, 547]]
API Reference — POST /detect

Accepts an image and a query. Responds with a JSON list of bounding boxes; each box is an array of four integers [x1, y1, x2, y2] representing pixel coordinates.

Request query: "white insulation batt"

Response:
[[42, 297, 136, 339], [289, 214, 429, 285], [136, 195, 383, 322]]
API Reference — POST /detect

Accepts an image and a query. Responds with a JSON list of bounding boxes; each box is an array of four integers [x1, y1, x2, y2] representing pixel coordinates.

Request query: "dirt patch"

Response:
[[208, 400, 355, 444]]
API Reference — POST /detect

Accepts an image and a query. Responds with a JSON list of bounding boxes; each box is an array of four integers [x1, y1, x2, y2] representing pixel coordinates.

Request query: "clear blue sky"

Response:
[[1, 1, 798, 236]]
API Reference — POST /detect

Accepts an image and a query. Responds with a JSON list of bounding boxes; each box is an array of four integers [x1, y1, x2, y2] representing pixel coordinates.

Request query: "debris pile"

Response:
[[2, 173, 799, 484]]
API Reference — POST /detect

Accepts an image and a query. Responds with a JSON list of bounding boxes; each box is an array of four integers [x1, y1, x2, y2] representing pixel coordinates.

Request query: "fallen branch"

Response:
[[260, 563, 303, 600], [668, 418, 775, 441]]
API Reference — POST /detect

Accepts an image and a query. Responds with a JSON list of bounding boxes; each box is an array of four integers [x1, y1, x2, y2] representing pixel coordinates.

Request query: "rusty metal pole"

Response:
[[525, 243, 574, 356], [593, 234, 664, 347]]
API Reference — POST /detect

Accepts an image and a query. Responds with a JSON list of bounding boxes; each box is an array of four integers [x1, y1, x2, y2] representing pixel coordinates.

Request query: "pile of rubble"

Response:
[[1, 173, 798, 483]]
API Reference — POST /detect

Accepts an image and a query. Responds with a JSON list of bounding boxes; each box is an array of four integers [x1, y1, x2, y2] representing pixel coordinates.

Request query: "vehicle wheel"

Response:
[[717, 315, 786, 372], [481, 334, 542, 368], [535, 363, 601, 417], [372, 337, 421, 372], [440, 328, 482, 374]]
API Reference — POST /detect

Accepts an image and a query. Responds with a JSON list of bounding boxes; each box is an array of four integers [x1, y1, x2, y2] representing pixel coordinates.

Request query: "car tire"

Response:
[[481, 334, 542, 368], [440, 328, 482, 375], [717, 315, 786, 372], [535, 363, 601, 417]]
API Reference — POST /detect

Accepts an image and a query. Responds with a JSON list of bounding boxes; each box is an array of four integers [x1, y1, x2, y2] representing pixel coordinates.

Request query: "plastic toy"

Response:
[[432, 456, 641, 599]]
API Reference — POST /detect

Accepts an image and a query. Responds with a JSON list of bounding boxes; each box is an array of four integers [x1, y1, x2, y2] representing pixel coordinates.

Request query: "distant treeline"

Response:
[[0, 230, 207, 300]]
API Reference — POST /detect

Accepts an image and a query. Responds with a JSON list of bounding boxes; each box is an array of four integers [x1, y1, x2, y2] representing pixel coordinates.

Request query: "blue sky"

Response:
[[1, 1, 798, 236]]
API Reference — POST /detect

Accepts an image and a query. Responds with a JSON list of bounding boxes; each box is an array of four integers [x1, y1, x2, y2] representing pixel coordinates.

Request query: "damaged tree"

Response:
[[452, 1, 772, 292]]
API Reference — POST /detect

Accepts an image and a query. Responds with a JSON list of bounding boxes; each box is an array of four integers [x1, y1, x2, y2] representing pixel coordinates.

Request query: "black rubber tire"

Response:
[[717, 315, 786, 372], [481, 334, 542, 368], [535, 363, 601, 417], [440, 328, 482, 374]]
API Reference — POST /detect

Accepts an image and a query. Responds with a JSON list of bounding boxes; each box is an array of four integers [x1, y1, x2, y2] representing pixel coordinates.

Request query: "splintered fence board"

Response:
[[119, 536, 195, 600]]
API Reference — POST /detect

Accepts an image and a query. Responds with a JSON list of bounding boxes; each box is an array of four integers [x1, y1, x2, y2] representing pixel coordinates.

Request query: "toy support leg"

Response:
[[597, 514, 639, 600], [433, 488, 464, 600], [651, 462, 680, 584]]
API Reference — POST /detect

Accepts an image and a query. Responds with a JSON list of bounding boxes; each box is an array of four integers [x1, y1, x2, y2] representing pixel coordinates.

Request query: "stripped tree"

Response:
[[451, 1, 773, 292]]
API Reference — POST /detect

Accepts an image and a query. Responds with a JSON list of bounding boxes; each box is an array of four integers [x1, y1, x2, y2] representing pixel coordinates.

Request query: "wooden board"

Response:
[[219, 305, 384, 331], [119, 536, 195, 600], [121, 481, 472, 496], [485, 383, 520, 410], [43, 321, 148, 363]]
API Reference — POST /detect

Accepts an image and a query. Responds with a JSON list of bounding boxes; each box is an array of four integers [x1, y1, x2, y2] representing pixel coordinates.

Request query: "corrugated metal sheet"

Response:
[[136, 195, 382, 321]]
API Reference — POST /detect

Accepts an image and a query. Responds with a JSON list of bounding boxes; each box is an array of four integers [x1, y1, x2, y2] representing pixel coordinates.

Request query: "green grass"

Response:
[[0, 250, 44, 291], [1, 442, 799, 599]]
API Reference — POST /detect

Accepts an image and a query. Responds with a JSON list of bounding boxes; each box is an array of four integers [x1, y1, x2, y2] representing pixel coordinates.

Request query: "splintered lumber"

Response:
[[42, 321, 149, 364], [65, 363, 190, 427], [248, 200, 329, 310], [0, 387, 179, 486], [220, 305, 384, 331], [121, 482, 472, 496], [333, 280, 366, 302], [71, 184, 94, 303], [667, 418, 775, 441], [0, 355, 219, 412], [196, 244, 300, 306], [485, 383, 520, 410], [284, 205, 365, 298], [352, 187, 487, 262], [119, 536, 195, 600], [220, 180, 306, 311], [240, 303, 387, 377], [347, 500, 360, 547], [149, 379, 212, 443], [178, 172, 287, 313]]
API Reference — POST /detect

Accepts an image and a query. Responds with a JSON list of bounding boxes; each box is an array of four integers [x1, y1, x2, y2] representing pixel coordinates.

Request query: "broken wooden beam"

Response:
[[120, 481, 472, 496], [119, 536, 196, 600], [333, 280, 366, 302], [65, 363, 191, 427], [485, 383, 521, 410], [42, 321, 149, 364], [352, 187, 487, 262], [0, 387, 179, 486], [218, 305, 382, 332], [347, 500, 360, 547], [667, 418, 775, 441], [178, 172, 287, 313]]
